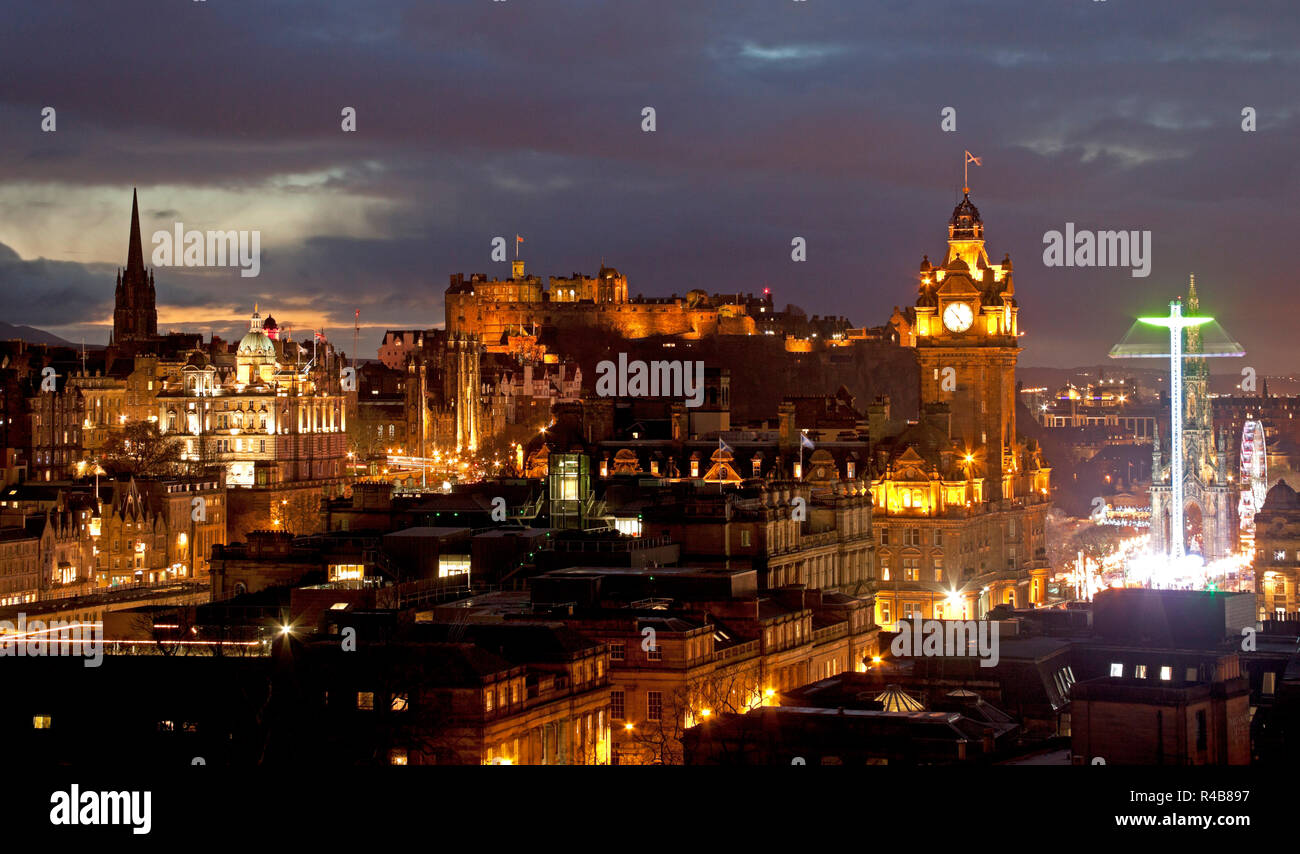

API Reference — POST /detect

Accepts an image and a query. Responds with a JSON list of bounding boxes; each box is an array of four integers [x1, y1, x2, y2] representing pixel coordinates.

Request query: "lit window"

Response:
[[32, 715, 51, 729], [391, 693, 409, 712], [1135, 665, 1147, 679], [438, 555, 471, 578], [390, 749, 408, 766], [357, 691, 374, 710], [1109, 663, 1123, 678], [329, 563, 364, 582], [1159, 666, 1173, 681]]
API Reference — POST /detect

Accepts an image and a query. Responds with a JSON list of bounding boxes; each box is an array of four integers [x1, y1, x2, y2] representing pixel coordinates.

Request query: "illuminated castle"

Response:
[[444, 258, 767, 343]]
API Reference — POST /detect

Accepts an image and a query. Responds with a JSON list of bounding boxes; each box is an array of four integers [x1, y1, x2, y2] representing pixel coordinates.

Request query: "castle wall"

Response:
[[446, 294, 707, 341]]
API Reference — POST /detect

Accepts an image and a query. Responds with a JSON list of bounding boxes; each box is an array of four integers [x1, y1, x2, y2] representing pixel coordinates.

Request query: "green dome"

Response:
[[238, 329, 275, 356], [238, 306, 276, 356]]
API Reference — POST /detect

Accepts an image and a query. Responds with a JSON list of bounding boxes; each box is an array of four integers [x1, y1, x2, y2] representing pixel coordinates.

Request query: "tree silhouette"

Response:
[[100, 420, 183, 478]]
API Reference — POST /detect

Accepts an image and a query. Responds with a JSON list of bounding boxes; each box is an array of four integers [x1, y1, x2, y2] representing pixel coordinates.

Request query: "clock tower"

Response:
[[913, 192, 1020, 500]]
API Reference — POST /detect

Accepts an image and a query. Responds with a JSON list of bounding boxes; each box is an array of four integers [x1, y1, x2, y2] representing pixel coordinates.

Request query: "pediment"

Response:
[[937, 274, 981, 299]]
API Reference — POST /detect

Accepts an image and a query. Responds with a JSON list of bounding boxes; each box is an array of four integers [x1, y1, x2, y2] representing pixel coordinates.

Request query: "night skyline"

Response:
[[8, 3, 1300, 821], [2, 0, 1297, 368]]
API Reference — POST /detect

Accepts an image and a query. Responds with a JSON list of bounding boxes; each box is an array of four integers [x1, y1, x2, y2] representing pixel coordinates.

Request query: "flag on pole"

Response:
[[963, 151, 981, 193], [297, 343, 308, 355], [800, 432, 815, 450], [719, 438, 734, 455]]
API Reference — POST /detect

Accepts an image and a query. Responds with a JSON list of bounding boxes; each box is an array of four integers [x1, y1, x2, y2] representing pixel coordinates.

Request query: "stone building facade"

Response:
[[870, 191, 1053, 628], [1255, 479, 1300, 617]]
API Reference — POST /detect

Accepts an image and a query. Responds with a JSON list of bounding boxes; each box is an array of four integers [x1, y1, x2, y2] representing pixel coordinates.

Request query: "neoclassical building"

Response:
[[157, 307, 350, 538], [870, 192, 1052, 628]]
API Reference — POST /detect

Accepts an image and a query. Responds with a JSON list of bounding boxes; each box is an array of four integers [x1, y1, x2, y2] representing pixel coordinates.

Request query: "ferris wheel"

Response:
[[1239, 419, 1267, 533]]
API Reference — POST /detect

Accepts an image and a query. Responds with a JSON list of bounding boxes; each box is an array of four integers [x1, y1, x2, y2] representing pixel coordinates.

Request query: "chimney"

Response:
[[778, 401, 797, 450], [867, 395, 891, 441], [923, 402, 951, 438], [671, 402, 689, 442]]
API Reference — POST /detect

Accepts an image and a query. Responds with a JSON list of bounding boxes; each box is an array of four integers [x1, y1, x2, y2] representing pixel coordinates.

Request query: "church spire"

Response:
[[113, 188, 158, 345], [127, 187, 145, 274]]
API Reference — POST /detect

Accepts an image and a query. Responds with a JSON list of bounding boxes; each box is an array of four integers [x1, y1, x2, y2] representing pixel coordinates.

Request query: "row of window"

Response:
[[1109, 662, 1197, 682], [880, 521, 1027, 548], [610, 689, 662, 721]]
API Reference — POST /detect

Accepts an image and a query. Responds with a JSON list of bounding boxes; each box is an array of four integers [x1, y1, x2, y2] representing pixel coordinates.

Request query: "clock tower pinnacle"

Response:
[[913, 190, 1020, 500]]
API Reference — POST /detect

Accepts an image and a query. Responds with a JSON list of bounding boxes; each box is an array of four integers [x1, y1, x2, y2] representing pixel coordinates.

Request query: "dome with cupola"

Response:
[[948, 192, 984, 241], [238, 305, 276, 357]]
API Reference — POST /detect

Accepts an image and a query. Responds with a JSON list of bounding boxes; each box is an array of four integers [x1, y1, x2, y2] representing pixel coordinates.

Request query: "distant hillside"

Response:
[[0, 322, 78, 347]]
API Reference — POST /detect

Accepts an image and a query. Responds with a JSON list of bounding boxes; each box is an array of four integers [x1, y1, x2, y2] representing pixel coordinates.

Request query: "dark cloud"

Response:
[[0, 0, 1296, 368]]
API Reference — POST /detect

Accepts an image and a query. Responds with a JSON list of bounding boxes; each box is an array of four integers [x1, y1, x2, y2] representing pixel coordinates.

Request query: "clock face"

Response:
[[943, 301, 974, 333]]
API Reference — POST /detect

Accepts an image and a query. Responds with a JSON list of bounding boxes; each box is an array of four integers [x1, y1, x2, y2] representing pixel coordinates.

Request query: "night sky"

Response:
[[1, 0, 1295, 371]]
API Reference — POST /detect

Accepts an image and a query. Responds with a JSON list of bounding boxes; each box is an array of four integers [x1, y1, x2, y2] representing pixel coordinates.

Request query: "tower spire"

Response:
[[113, 188, 158, 344], [127, 187, 145, 274]]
